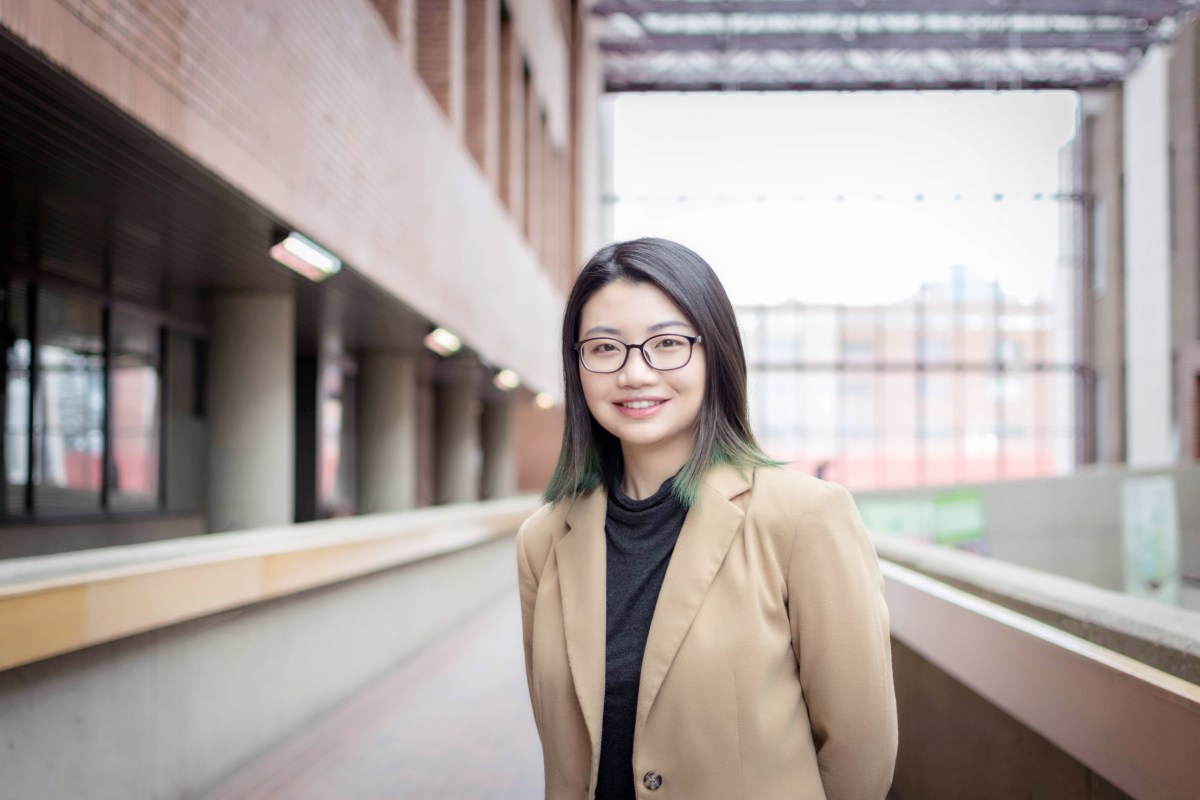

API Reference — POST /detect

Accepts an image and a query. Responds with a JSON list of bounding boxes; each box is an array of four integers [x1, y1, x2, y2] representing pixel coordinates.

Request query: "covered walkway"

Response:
[[202, 593, 541, 800]]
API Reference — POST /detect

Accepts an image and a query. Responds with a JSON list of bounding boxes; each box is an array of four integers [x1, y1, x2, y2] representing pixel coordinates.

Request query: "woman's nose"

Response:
[[617, 347, 657, 386]]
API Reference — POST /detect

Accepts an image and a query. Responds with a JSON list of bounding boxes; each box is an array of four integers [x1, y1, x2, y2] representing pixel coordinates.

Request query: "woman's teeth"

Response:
[[621, 400, 660, 409]]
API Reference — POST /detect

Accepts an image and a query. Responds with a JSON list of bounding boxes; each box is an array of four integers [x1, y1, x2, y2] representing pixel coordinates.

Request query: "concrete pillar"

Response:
[[480, 398, 517, 499], [416, 0, 466, 136], [357, 352, 419, 513], [1169, 18, 1200, 461], [465, 0, 500, 183], [435, 367, 482, 504], [1081, 88, 1126, 465], [207, 294, 294, 531], [1123, 45, 1175, 467]]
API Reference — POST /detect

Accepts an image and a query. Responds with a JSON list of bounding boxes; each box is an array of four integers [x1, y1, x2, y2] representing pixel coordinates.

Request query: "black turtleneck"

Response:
[[595, 477, 689, 800]]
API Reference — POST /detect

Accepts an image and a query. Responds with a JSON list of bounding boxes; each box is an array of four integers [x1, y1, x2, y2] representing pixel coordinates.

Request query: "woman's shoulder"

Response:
[[516, 496, 575, 557], [745, 465, 855, 525]]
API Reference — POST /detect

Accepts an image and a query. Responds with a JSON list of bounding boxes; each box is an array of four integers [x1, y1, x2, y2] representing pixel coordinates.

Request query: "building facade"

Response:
[[0, 0, 600, 557]]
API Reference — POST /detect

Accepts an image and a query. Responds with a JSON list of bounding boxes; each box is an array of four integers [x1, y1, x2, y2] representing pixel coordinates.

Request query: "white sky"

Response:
[[610, 91, 1080, 306]]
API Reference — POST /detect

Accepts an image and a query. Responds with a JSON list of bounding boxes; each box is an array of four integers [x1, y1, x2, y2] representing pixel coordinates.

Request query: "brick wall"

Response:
[[465, 0, 500, 182], [417, 0, 465, 136], [0, 0, 573, 392], [499, 10, 526, 227]]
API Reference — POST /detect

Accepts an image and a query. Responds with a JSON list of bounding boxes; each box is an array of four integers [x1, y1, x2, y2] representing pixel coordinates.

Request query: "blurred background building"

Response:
[[1, 2, 1199, 799]]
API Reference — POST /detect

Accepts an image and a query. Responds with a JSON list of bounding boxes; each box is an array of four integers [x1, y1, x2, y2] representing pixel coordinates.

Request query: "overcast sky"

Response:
[[610, 91, 1080, 306]]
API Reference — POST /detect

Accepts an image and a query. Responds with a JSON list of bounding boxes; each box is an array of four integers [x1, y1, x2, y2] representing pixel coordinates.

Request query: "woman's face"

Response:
[[576, 280, 706, 462]]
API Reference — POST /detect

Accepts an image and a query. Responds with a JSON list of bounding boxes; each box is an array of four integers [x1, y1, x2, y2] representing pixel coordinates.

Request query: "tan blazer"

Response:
[[517, 464, 897, 800]]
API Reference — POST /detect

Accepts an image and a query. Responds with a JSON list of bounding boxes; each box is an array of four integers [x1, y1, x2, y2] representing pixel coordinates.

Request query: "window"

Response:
[[319, 360, 357, 517], [35, 288, 105, 514], [0, 279, 203, 520], [109, 313, 161, 511], [3, 280, 31, 516]]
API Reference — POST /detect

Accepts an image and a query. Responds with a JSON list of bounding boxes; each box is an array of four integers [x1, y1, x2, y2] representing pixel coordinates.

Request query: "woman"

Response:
[[517, 238, 897, 800]]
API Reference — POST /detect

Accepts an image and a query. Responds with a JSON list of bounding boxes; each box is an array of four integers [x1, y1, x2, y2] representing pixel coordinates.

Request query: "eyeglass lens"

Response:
[[579, 334, 694, 373]]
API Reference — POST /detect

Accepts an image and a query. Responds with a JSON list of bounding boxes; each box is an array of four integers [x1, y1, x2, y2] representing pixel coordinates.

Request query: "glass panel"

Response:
[[842, 308, 876, 365], [109, 313, 160, 511], [921, 372, 960, 487], [882, 301, 916, 364], [4, 280, 31, 515], [35, 289, 104, 514], [794, 372, 838, 480], [880, 373, 918, 488], [319, 362, 356, 517], [962, 372, 999, 483], [736, 308, 763, 366], [762, 307, 798, 364], [799, 308, 838, 363]]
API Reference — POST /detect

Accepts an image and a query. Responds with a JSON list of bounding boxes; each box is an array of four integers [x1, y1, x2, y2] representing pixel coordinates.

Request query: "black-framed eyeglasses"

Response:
[[573, 333, 704, 374]]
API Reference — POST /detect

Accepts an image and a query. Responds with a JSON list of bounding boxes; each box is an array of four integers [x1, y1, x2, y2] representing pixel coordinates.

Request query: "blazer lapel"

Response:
[[635, 464, 752, 733], [556, 488, 608, 760]]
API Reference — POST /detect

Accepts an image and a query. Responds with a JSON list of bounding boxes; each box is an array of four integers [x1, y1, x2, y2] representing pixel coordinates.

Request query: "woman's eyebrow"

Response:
[[581, 325, 621, 337], [648, 320, 693, 332], [581, 320, 693, 338]]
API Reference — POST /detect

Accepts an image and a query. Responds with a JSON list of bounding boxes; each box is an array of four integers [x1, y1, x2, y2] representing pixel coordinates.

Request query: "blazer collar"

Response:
[[555, 463, 754, 763]]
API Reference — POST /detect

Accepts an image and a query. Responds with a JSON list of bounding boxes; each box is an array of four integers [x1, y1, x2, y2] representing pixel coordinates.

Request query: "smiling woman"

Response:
[[518, 238, 898, 800]]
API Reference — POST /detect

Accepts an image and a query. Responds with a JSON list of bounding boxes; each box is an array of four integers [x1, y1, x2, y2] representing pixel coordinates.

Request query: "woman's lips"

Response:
[[613, 399, 667, 419]]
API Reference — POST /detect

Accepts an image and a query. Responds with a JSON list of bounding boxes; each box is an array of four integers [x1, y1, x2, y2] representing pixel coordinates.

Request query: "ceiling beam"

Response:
[[592, 1, 1190, 22], [600, 30, 1158, 53], [604, 74, 1124, 91]]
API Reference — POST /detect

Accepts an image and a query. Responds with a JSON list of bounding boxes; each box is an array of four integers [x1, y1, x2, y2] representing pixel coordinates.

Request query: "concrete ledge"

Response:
[[884, 560, 1200, 800], [0, 496, 540, 672], [0, 533, 523, 800], [874, 534, 1200, 684]]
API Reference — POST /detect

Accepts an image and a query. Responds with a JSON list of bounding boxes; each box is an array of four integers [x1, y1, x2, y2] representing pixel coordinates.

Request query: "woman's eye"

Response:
[[591, 342, 619, 354], [655, 337, 682, 349]]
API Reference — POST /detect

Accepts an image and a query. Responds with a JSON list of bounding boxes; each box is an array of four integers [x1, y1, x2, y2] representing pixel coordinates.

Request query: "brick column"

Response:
[[524, 79, 543, 251], [465, 0, 500, 183], [416, 0, 466, 135], [500, 14, 525, 224]]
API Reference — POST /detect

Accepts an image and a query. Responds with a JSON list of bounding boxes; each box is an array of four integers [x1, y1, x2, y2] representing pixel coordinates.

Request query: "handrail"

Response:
[[883, 560, 1200, 800], [0, 497, 540, 672]]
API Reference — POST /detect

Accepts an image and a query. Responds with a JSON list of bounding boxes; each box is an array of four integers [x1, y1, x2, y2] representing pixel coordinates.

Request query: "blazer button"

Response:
[[643, 771, 663, 790]]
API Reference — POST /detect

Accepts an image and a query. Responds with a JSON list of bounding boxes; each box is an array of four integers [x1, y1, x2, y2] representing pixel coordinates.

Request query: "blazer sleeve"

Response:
[[786, 481, 898, 800]]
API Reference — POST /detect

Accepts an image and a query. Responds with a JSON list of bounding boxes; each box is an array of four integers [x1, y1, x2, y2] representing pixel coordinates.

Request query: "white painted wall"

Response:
[[1123, 46, 1177, 467]]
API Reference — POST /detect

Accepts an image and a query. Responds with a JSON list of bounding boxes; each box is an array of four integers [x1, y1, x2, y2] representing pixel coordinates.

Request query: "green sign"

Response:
[[932, 489, 986, 544], [856, 499, 934, 541]]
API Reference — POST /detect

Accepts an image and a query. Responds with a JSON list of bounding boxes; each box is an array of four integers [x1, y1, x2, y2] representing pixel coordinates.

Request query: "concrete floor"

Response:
[[200, 591, 543, 800]]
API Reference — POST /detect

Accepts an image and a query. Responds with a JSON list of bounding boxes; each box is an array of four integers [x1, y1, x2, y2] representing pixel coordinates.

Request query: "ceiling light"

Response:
[[424, 327, 462, 356], [534, 392, 556, 410], [269, 231, 342, 282], [493, 369, 521, 391]]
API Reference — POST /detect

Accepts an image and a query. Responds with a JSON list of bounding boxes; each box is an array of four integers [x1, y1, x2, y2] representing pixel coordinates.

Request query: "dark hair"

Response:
[[543, 237, 779, 507]]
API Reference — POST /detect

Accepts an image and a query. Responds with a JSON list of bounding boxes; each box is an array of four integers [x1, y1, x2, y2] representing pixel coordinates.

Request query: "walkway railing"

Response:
[[884, 560, 1200, 800]]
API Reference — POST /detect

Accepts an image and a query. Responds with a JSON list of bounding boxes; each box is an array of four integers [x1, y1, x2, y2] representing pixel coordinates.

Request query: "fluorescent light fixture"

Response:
[[493, 369, 521, 391], [534, 392, 556, 410], [270, 231, 342, 282], [424, 327, 462, 356]]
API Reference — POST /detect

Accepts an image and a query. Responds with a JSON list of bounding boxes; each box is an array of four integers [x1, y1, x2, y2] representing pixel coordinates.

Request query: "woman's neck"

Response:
[[619, 440, 693, 500]]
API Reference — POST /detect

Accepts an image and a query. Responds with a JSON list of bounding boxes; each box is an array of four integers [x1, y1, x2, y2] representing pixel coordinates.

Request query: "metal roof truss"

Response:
[[593, 0, 1199, 91]]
